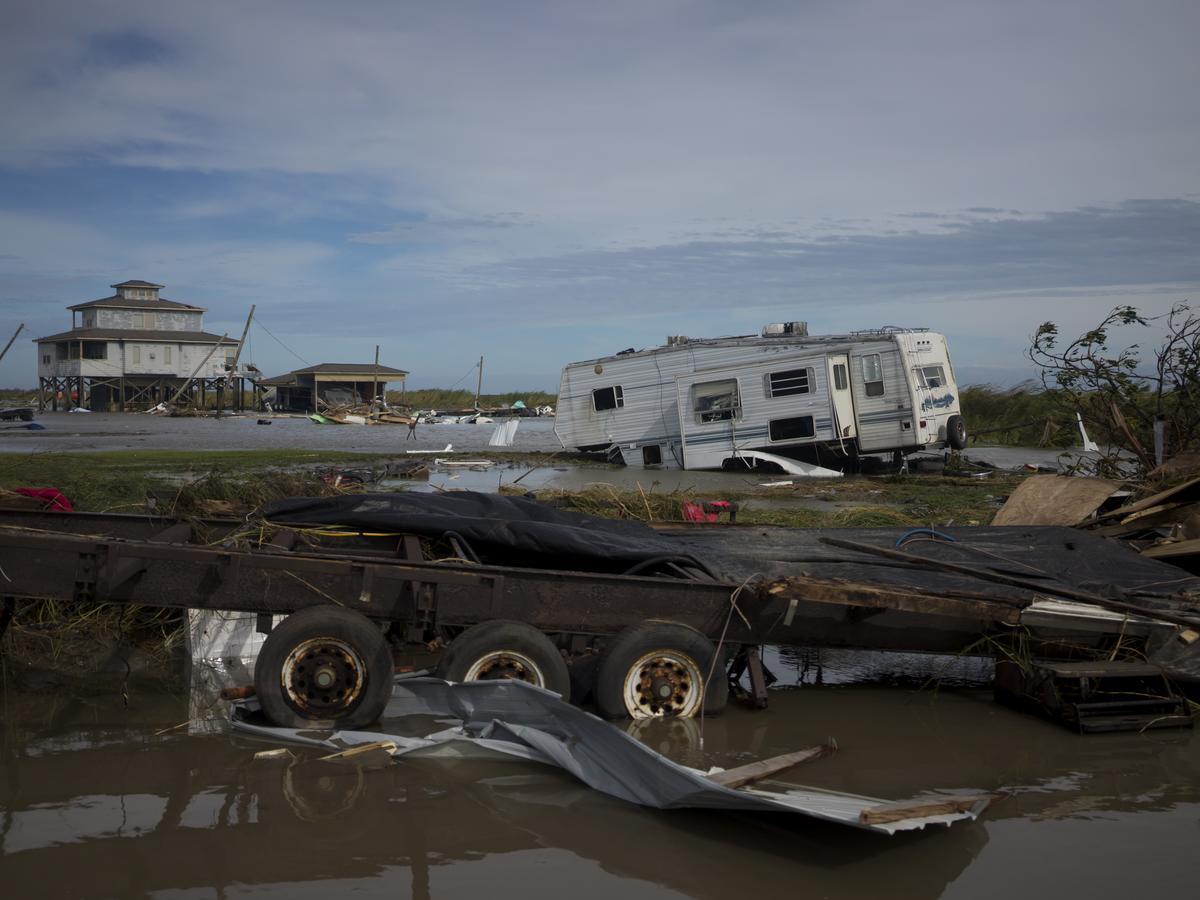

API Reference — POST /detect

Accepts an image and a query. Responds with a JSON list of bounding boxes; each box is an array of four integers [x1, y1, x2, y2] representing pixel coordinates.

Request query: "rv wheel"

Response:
[[436, 620, 571, 700], [254, 606, 395, 729], [595, 622, 727, 720], [946, 414, 968, 450]]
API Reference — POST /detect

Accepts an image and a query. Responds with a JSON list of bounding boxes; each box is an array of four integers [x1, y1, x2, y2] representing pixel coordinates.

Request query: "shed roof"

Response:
[[33, 328, 235, 344], [261, 363, 409, 386], [69, 295, 204, 311]]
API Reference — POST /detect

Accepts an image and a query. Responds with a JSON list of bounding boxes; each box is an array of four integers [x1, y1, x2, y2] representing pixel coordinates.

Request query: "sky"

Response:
[[1, 0, 1198, 391]]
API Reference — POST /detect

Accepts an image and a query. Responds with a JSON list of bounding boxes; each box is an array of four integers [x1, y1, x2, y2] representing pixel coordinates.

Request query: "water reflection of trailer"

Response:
[[0, 507, 1195, 731], [555, 323, 969, 471]]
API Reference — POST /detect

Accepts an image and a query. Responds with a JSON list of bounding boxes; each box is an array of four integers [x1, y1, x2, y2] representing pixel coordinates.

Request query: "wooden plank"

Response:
[[708, 743, 835, 789], [318, 740, 397, 763], [1093, 474, 1200, 523], [1141, 537, 1200, 559], [818, 536, 1200, 631], [858, 793, 998, 825], [765, 575, 1024, 624]]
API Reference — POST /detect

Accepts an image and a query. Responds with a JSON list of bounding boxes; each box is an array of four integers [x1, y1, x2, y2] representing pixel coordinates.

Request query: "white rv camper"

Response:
[[555, 323, 967, 472]]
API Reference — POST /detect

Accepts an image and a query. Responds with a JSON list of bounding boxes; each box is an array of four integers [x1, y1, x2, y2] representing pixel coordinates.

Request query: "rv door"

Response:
[[827, 355, 856, 441], [674, 374, 741, 470]]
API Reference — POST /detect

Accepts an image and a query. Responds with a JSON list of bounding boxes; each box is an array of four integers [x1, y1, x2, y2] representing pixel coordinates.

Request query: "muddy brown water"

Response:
[[2, 657, 1198, 900]]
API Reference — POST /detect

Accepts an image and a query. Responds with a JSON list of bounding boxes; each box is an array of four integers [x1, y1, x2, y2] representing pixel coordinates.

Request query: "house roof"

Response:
[[112, 280, 165, 289], [33, 328, 236, 344], [69, 295, 205, 311]]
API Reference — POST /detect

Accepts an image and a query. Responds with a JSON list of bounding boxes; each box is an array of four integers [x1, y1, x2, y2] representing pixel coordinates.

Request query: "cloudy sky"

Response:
[[1, 0, 1197, 390]]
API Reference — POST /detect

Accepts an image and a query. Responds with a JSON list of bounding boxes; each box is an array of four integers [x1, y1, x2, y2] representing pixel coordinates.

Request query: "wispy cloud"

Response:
[[1, 1, 1198, 388]]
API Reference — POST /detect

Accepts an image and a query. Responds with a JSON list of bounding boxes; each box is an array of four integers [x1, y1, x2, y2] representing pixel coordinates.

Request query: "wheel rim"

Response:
[[463, 650, 546, 686], [281, 636, 367, 718], [622, 649, 705, 719]]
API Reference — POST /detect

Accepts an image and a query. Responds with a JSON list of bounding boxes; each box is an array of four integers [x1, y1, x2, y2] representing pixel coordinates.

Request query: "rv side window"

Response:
[[766, 367, 812, 398], [918, 365, 946, 388], [833, 364, 848, 390], [861, 354, 884, 397], [592, 386, 624, 411], [768, 416, 815, 442], [693, 379, 740, 423]]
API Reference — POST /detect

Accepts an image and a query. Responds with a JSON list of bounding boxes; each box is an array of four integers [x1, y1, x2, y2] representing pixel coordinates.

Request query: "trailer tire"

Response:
[[946, 414, 968, 450], [254, 606, 394, 729], [436, 620, 571, 701], [595, 622, 727, 720]]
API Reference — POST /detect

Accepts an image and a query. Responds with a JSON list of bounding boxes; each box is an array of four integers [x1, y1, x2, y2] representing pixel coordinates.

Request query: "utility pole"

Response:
[[372, 344, 380, 412], [0, 323, 24, 365], [474, 355, 484, 410], [216, 305, 256, 414], [170, 334, 230, 407]]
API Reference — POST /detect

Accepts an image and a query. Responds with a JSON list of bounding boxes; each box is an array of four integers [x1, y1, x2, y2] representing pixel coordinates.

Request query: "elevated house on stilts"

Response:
[[33, 280, 240, 411]]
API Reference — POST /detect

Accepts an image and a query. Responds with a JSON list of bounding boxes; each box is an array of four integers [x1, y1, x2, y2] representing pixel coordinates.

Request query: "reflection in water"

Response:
[[768, 645, 995, 688], [1, 682, 1197, 899]]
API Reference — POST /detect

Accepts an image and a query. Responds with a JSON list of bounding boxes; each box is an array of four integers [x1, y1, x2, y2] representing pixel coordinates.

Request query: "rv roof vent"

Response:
[[762, 321, 808, 337], [666, 335, 690, 346]]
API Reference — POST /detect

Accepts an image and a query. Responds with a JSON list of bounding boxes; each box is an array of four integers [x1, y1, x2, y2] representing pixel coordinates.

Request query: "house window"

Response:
[[132, 345, 141, 365], [164, 346, 172, 365], [41, 354, 50, 366], [915, 365, 947, 389], [833, 364, 848, 390], [133, 312, 156, 329], [768, 415, 816, 442], [83, 342, 106, 360], [861, 354, 885, 397], [766, 367, 812, 398], [592, 385, 624, 411], [693, 379, 740, 423]]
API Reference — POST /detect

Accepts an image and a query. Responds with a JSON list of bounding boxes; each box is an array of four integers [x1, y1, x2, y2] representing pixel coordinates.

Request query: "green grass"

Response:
[[0, 449, 373, 512], [533, 471, 1021, 529]]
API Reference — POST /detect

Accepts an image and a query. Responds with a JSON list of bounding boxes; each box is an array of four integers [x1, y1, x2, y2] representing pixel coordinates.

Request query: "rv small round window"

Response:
[[594, 364, 603, 374]]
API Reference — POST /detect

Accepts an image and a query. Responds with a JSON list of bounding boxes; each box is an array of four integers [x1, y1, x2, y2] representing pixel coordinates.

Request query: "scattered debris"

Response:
[[253, 747, 295, 761], [992, 475, 1121, 526], [488, 418, 520, 447]]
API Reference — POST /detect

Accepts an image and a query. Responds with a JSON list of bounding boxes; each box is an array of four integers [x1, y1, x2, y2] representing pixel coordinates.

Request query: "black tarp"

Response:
[[657, 524, 1200, 609], [260, 492, 704, 573]]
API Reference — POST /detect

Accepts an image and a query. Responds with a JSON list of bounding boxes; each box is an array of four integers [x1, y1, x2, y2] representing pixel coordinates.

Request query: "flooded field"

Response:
[[2, 669, 1197, 900]]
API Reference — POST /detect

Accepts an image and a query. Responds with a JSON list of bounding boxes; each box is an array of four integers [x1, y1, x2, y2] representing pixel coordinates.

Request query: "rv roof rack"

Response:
[[848, 326, 930, 335]]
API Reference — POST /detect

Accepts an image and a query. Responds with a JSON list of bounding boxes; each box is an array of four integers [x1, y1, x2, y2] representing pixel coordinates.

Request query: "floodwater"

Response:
[[0, 411, 566, 455], [2, 661, 1198, 900], [1, 411, 1076, 494]]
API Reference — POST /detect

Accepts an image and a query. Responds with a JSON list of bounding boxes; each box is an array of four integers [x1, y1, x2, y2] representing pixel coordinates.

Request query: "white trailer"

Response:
[[555, 323, 968, 472]]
